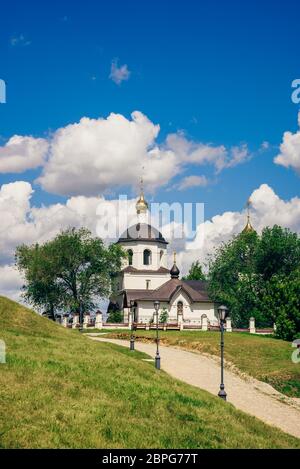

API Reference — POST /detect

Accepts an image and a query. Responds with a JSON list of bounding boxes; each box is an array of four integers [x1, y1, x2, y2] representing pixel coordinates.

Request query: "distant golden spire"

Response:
[[242, 198, 255, 234], [136, 172, 148, 215], [173, 251, 176, 264]]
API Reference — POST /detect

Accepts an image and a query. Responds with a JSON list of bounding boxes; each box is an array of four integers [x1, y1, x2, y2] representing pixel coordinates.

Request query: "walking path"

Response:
[[88, 336, 300, 440]]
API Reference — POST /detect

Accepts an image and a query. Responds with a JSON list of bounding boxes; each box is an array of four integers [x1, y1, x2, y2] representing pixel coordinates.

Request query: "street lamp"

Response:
[[130, 300, 135, 351], [154, 300, 160, 369], [217, 305, 229, 401]]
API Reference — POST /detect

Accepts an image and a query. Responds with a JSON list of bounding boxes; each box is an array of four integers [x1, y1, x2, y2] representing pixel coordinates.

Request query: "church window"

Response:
[[146, 279, 151, 290], [143, 249, 151, 265], [177, 301, 183, 314], [160, 250, 164, 261], [128, 249, 133, 266]]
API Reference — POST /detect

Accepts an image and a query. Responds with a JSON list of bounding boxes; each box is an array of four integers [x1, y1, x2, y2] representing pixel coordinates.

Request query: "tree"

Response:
[[208, 225, 300, 339], [159, 307, 169, 324], [16, 228, 125, 318], [15, 243, 63, 320], [256, 226, 300, 340], [183, 261, 206, 281], [107, 310, 124, 323], [208, 230, 260, 327]]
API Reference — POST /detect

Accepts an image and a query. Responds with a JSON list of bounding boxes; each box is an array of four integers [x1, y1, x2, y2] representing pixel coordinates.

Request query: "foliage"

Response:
[[107, 310, 124, 323], [183, 261, 206, 281], [208, 225, 300, 339], [159, 307, 169, 324], [16, 227, 125, 318], [208, 230, 260, 327]]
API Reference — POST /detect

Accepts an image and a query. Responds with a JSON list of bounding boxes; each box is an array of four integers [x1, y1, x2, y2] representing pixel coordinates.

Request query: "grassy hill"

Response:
[[0, 296, 299, 449], [108, 330, 300, 398]]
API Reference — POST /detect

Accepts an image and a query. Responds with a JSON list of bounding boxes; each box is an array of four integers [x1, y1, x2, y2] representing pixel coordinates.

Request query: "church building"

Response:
[[108, 185, 219, 326]]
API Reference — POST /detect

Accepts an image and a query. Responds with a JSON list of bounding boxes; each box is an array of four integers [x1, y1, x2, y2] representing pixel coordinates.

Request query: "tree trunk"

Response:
[[48, 303, 55, 321]]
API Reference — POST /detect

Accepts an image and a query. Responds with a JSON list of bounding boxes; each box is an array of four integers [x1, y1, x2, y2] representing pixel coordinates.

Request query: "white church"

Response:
[[108, 186, 219, 327]]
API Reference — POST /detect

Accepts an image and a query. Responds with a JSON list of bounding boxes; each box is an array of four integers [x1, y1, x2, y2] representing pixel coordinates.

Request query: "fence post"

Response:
[[201, 314, 208, 331], [83, 312, 90, 329], [225, 316, 232, 332], [72, 313, 79, 329], [249, 317, 256, 334], [62, 314, 68, 327], [95, 311, 103, 330]]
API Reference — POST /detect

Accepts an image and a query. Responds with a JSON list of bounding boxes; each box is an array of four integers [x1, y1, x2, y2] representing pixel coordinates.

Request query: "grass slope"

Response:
[[0, 296, 299, 449], [107, 331, 300, 398]]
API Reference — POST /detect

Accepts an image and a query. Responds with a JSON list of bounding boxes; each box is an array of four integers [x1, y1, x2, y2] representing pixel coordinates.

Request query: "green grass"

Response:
[[0, 296, 299, 449], [106, 330, 300, 398]]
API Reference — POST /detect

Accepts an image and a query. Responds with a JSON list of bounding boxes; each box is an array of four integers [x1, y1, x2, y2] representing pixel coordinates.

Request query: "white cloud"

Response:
[[175, 175, 209, 191], [109, 59, 131, 85], [274, 111, 300, 176], [0, 265, 24, 302], [0, 136, 48, 173], [37, 111, 179, 195], [36, 111, 250, 196], [166, 133, 250, 173]]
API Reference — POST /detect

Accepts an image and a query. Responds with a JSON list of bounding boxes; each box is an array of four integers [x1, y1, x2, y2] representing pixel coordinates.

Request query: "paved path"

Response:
[[89, 336, 300, 440]]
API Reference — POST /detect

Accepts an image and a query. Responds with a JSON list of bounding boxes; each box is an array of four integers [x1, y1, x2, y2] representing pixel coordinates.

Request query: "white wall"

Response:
[[120, 240, 168, 270], [122, 272, 170, 290]]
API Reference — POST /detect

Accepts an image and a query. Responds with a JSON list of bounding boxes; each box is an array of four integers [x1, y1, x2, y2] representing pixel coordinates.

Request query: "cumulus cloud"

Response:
[[0, 265, 24, 302], [35, 111, 250, 196], [274, 111, 300, 176], [166, 133, 250, 173], [0, 136, 48, 173], [109, 59, 131, 85]]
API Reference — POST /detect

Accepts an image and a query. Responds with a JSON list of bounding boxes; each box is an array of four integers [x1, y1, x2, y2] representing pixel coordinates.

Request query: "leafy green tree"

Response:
[[15, 243, 63, 320], [208, 225, 300, 338], [256, 226, 300, 340], [159, 307, 169, 323], [107, 310, 124, 323], [208, 230, 260, 327], [183, 261, 206, 281], [16, 228, 125, 318]]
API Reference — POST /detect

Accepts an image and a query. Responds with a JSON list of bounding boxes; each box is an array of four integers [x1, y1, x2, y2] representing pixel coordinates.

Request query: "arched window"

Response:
[[160, 250, 164, 261], [127, 249, 133, 266], [143, 249, 151, 265], [177, 301, 183, 315]]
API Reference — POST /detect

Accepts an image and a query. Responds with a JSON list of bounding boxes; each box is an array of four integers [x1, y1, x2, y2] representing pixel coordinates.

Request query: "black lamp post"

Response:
[[154, 300, 160, 369], [217, 305, 229, 400], [130, 300, 135, 351]]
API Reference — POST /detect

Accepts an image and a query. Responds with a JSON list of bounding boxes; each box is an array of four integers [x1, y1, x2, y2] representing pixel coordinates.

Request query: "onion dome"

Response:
[[136, 176, 148, 214], [242, 198, 256, 234], [170, 251, 180, 278]]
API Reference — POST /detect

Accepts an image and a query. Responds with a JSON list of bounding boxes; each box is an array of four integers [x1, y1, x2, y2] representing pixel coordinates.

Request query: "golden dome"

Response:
[[136, 192, 148, 214], [241, 198, 255, 234], [242, 216, 255, 234], [136, 176, 148, 214]]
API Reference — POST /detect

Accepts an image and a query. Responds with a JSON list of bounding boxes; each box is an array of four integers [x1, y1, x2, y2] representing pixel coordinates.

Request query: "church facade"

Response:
[[108, 187, 219, 326]]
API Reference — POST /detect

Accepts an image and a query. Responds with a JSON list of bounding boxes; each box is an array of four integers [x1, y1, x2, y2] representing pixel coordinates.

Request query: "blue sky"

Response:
[[0, 0, 300, 219]]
